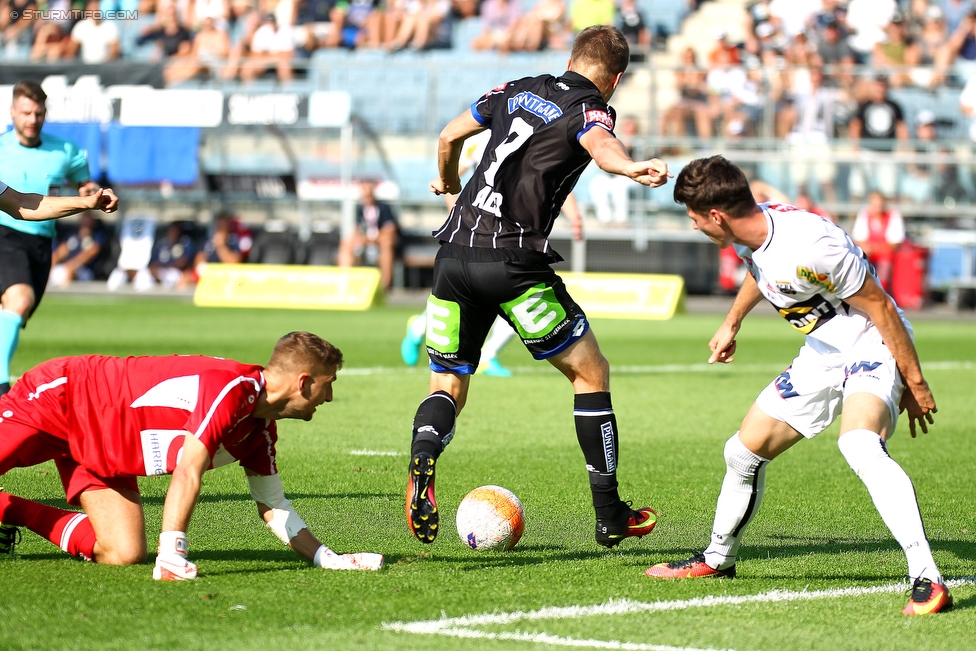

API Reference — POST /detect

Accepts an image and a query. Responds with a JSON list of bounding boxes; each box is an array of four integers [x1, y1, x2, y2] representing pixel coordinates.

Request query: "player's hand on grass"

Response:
[[899, 382, 937, 438], [313, 545, 384, 571], [89, 188, 119, 213], [153, 531, 198, 581]]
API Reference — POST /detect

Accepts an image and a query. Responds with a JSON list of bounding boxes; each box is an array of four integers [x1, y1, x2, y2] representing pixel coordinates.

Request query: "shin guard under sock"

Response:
[[411, 391, 457, 459], [574, 392, 621, 514]]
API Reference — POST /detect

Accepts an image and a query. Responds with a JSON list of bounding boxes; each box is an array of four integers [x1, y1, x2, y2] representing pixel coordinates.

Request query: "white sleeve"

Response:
[[830, 235, 870, 300], [886, 210, 905, 245], [851, 210, 869, 242]]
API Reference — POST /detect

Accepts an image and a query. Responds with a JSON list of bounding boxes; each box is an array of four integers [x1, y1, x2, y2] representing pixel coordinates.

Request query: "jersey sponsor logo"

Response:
[[776, 294, 837, 334], [846, 361, 883, 379], [507, 91, 563, 123], [502, 283, 568, 339], [140, 429, 186, 476], [601, 421, 616, 473], [775, 280, 797, 295], [796, 266, 836, 293], [774, 370, 800, 399], [584, 109, 614, 131], [472, 185, 504, 216], [425, 295, 461, 354]]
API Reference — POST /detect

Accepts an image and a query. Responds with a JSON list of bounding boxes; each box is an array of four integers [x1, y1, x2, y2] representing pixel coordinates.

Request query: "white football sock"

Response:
[[480, 316, 516, 363], [838, 428, 942, 584], [703, 433, 769, 570]]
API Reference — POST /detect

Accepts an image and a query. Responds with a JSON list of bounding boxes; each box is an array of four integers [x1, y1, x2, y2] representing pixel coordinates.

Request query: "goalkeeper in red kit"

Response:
[[0, 332, 383, 578]]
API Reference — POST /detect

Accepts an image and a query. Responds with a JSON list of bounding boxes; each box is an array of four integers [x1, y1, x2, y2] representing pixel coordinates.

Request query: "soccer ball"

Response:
[[455, 485, 525, 551]]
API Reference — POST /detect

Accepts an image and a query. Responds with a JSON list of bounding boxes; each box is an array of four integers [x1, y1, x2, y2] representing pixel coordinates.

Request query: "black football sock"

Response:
[[574, 392, 622, 516], [410, 391, 457, 459]]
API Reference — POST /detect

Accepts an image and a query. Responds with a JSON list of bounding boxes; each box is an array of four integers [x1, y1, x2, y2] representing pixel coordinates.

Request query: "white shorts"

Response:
[[755, 333, 903, 439]]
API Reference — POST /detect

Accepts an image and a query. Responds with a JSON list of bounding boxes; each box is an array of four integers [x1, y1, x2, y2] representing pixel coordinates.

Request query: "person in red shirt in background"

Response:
[[852, 191, 905, 291], [0, 332, 383, 578]]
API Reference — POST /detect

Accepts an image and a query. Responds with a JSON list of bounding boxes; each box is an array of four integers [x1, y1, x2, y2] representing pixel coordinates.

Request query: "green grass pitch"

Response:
[[1, 295, 974, 650]]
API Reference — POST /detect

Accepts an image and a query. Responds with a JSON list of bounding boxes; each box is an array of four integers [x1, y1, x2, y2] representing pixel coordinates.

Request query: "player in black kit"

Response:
[[405, 25, 672, 547]]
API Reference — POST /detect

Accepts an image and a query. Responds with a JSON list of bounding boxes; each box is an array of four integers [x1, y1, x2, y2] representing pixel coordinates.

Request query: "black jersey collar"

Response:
[[557, 71, 601, 93]]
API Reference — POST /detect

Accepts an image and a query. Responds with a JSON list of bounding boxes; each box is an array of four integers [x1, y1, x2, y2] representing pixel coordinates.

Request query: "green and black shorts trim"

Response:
[[426, 242, 589, 374]]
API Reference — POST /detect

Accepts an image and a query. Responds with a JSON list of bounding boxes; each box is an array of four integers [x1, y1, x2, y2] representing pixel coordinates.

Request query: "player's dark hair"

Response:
[[571, 25, 630, 84], [268, 331, 343, 374], [12, 81, 47, 105], [673, 155, 757, 218]]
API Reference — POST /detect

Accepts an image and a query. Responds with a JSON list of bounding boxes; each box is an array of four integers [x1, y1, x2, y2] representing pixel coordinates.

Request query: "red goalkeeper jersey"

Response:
[[15, 355, 278, 479]]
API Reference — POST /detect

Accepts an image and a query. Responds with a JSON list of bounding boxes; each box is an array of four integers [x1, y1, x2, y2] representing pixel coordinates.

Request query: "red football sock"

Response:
[[0, 492, 96, 561]]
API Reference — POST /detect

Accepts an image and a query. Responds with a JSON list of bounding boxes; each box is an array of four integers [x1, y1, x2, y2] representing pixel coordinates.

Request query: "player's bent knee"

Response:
[[95, 540, 147, 565], [838, 428, 887, 478]]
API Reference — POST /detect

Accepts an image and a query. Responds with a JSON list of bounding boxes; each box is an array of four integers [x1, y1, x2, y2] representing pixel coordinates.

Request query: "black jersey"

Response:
[[433, 71, 617, 258]]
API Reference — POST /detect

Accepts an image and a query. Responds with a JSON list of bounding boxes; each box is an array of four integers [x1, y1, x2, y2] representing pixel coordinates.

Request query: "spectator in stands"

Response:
[[238, 10, 295, 82], [959, 68, 976, 139], [846, 0, 898, 62], [327, 0, 383, 49], [137, 2, 194, 61], [0, 0, 37, 54], [941, 7, 976, 77], [767, 0, 817, 39], [872, 13, 919, 87], [781, 66, 842, 202], [470, 0, 521, 52], [910, 4, 949, 87], [49, 213, 108, 288], [810, 0, 849, 34], [848, 74, 908, 200], [940, 0, 975, 35], [338, 181, 400, 291], [793, 189, 836, 223], [292, 0, 332, 52], [150, 222, 197, 289], [707, 28, 741, 65], [568, 0, 615, 35], [67, 0, 122, 63], [662, 46, 712, 141], [384, 0, 450, 51], [223, 0, 261, 74], [902, 108, 962, 203], [588, 114, 640, 225], [190, 213, 253, 282], [29, 0, 78, 62], [705, 45, 754, 138], [616, 0, 649, 60], [164, 16, 231, 84], [510, 0, 569, 52], [191, 0, 232, 30], [852, 190, 905, 291], [812, 17, 856, 69]]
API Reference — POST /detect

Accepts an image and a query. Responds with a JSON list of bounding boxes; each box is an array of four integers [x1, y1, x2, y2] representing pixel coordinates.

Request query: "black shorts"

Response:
[[426, 242, 589, 374], [0, 225, 52, 322]]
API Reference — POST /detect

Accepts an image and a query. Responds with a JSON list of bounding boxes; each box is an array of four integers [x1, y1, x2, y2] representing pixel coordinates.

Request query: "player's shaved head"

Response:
[[570, 25, 630, 87], [673, 155, 757, 218], [267, 331, 343, 376]]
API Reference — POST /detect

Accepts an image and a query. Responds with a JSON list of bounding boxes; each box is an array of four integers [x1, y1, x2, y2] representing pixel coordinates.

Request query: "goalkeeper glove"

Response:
[[313, 545, 384, 571], [153, 531, 198, 581]]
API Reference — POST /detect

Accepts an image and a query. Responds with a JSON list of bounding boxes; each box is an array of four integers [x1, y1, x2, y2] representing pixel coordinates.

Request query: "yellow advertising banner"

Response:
[[561, 272, 684, 320], [193, 264, 381, 311]]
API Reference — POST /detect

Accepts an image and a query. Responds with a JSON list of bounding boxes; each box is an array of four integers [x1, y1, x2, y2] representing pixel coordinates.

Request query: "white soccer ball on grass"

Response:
[[455, 485, 525, 551]]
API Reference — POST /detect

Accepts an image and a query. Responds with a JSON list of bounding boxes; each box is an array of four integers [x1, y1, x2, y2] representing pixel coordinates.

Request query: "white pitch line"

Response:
[[347, 449, 405, 457], [383, 577, 975, 651], [341, 361, 975, 377]]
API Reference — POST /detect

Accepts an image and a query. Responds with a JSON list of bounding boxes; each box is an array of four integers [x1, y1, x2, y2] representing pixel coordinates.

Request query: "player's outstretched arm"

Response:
[[0, 186, 119, 221], [709, 272, 764, 364], [154, 433, 211, 581], [844, 275, 937, 437], [579, 126, 672, 187], [247, 473, 383, 571], [430, 111, 485, 196]]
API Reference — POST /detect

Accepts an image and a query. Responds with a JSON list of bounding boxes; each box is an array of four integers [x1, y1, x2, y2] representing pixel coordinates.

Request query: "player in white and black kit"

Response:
[[647, 156, 950, 616], [406, 25, 672, 548]]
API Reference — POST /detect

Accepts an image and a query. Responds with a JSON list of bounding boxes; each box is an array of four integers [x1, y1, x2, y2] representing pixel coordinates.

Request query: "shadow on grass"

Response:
[[27, 492, 399, 509]]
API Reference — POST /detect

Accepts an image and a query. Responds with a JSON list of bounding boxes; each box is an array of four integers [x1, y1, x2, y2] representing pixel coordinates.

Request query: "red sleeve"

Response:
[[185, 370, 263, 459], [236, 419, 279, 475]]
